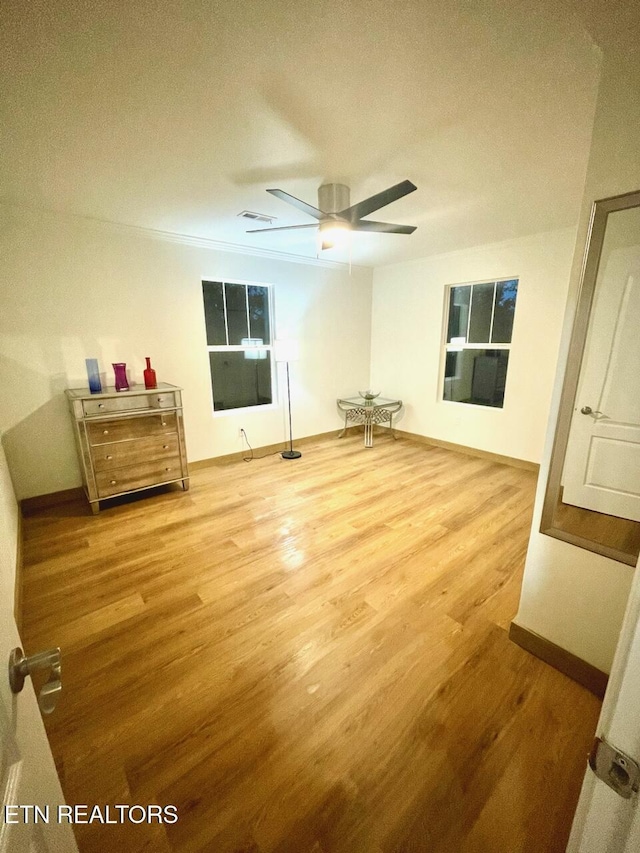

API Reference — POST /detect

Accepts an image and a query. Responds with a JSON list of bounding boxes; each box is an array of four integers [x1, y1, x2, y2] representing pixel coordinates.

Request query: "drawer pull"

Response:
[[98, 403, 105, 409], [161, 421, 167, 426], [106, 455, 113, 460], [162, 444, 169, 450], [165, 467, 171, 472], [157, 397, 163, 403], [110, 480, 117, 485], [103, 429, 109, 435]]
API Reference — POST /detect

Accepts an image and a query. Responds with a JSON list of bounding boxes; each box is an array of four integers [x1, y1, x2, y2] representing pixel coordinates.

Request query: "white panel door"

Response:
[[0, 615, 78, 852], [563, 242, 640, 522], [0, 449, 78, 852], [567, 553, 640, 852]]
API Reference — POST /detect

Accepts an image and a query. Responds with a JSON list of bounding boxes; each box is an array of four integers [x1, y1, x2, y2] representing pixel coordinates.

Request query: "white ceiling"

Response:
[[0, 0, 613, 267]]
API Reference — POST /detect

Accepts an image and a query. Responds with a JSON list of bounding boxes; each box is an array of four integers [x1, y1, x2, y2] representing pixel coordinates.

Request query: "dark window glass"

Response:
[[209, 351, 272, 411], [202, 281, 227, 345], [445, 350, 458, 379], [225, 283, 249, 344], [442, 349, 509, 408], [468, 282, 495, 343], [492, 279, 518, 343], [203, 280, 273, 412], [447, 285, 471, 342], [248, 286, 270, 344]]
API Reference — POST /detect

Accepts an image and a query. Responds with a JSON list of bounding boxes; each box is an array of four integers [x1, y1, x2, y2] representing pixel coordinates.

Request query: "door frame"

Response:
[[540, 189, 640, 565]]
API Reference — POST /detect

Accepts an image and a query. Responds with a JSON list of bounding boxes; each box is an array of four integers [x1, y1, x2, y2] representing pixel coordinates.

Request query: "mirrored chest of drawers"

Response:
[[65, 383, 189, 514]]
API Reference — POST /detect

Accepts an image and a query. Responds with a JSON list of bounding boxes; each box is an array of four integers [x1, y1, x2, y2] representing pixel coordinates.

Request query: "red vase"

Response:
[[144, 357, 157, 389]]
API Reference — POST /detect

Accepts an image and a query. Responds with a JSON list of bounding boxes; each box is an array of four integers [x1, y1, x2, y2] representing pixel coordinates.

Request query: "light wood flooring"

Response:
[[21, 434, 602, 853]]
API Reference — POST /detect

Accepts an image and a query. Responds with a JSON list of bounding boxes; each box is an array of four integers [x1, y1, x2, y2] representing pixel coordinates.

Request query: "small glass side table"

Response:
[[337, 396, 403, 448]]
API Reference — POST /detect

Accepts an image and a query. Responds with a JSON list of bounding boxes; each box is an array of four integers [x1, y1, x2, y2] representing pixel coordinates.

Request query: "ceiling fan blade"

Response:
[[246, 223, 318, 233], [351, 220, 417, 234], [339, 180, 417, 222], [267, 189, 325, 220]]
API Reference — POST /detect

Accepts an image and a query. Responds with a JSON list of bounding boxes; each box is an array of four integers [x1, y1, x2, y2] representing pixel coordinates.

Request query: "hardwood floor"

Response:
[[21, 434, 601, 853], [554, 489, 640, 560]]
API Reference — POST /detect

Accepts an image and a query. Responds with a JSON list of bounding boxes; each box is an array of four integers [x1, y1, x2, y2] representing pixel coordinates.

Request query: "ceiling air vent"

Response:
[[238, 210, 276, 224]]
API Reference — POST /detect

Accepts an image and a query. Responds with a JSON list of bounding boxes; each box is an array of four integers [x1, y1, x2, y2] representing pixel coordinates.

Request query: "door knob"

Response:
[[8, 647, 62, 715], [581, 405, 603, 416]]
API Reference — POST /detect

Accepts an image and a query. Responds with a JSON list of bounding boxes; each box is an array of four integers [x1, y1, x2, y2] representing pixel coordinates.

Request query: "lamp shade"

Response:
[[274, 339, 300, 363]]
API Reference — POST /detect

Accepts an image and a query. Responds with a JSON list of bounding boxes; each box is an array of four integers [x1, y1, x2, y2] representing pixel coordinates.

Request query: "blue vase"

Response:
[[85, 358, 102, 394]]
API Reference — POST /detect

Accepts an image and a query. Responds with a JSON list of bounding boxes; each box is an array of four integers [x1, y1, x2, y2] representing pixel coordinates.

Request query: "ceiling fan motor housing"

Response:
[[318, 183, 350, 218]]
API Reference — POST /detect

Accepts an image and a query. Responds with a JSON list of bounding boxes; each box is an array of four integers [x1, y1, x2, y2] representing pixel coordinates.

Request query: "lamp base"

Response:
[[281, 450, 302, 460]]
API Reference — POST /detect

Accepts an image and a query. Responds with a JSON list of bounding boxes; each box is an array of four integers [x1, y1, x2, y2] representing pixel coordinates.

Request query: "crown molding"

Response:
[[374, 224, 578, 271], [1, 202, 370, 272]]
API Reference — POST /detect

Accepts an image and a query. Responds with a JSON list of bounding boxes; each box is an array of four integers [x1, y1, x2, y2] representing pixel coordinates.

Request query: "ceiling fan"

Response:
[[246, 180, 417, 249]]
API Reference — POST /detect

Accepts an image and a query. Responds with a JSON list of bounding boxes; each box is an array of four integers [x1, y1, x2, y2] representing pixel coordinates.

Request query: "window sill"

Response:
[[440, 399, 505, 411], [212, 402, 280, 418]]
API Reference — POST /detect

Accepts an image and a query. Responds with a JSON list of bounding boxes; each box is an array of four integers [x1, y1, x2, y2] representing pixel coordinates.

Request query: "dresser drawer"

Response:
[[96, 456, 183, 498], [87, 412, 177, 445], [92, 435, 180, 472], [82, 391, 176, 417]]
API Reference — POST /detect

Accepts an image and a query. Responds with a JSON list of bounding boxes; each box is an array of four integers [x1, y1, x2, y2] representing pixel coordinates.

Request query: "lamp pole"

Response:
[[281, 361, 301, 460]]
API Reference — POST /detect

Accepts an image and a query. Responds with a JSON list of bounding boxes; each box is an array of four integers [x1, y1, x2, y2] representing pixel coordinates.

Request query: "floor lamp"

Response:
[[274, 339, 301, 460]]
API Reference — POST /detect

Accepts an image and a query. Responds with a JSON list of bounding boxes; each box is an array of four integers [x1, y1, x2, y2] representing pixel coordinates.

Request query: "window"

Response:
[[442, 278, 518, 408], [202, 280, 274, 412]]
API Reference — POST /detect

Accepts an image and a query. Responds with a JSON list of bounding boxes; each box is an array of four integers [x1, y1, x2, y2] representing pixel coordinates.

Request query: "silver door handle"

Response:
[[581, 406, 603, 416], [9, 647, 62, 715]]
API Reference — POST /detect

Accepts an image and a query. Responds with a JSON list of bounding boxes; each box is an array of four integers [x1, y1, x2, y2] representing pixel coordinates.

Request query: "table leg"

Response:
[[338, 411, 348, 438], [390, 413, 399, 440], [364, 417, 373, 448]]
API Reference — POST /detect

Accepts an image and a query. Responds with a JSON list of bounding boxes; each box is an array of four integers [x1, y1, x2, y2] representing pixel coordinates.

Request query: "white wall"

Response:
[[0, 207, 373, 499], [0, 441, 19, 614], [370, 228, 576, 462], [514, 42, 640, 673]]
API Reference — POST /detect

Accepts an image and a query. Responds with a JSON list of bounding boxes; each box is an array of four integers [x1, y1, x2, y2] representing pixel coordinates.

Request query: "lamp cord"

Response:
[[241, 429, 281, 462]]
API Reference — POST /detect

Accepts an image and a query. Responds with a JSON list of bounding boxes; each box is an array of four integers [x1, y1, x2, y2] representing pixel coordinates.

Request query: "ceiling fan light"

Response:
[[318, 220, 351, 249]]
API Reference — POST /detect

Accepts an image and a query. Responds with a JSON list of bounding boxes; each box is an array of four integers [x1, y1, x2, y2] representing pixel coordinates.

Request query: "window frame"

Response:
[[202, 278, 277, 416], [439, 277, 518, 409]]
